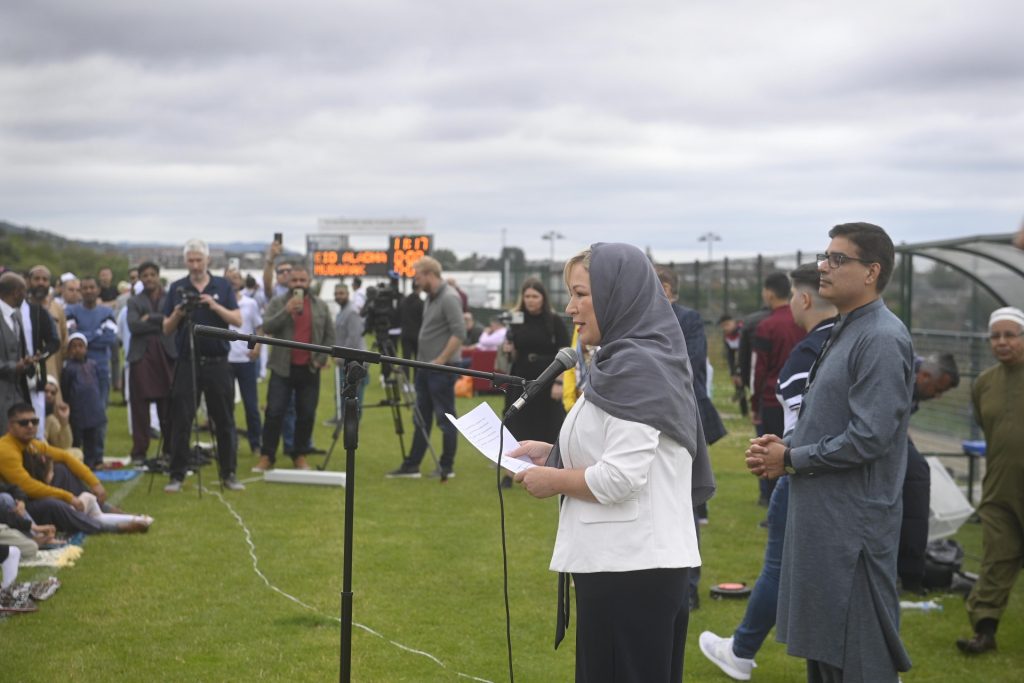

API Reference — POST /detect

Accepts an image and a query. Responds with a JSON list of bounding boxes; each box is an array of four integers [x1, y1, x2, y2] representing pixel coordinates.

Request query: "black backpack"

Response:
[[923, 539, 975, 594]]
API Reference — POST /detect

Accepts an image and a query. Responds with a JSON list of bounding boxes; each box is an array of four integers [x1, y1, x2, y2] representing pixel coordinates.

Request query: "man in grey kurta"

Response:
[[747, 222, 913, 682]]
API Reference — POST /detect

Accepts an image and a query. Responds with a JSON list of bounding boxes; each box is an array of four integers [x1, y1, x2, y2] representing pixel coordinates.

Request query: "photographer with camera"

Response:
[[253, 265, 334, 473], [161, 239, 243, 493]]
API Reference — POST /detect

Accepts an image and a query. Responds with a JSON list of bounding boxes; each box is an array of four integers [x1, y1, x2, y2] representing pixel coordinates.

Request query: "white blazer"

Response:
[[549, 396, 701, 573]]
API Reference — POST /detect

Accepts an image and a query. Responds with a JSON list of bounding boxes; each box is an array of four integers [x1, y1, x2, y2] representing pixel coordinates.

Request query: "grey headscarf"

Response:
[[584, 242, 716, 505]]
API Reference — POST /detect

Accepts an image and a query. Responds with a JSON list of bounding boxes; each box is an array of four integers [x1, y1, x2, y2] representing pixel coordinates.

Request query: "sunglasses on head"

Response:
[[15, 417, 40, 427]]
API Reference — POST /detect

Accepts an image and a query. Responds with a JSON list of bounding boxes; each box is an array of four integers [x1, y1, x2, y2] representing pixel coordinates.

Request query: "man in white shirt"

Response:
[[227, 269, 263, 457], [0, 273, 35, 436]]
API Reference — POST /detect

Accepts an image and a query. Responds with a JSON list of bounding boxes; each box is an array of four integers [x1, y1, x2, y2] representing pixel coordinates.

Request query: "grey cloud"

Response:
[[1, 1, 1022, 258]]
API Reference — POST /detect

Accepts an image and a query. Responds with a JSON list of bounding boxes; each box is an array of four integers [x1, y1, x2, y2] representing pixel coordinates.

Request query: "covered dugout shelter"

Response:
[[894, 232, 1019, 511], [895, 232, 1022, 329], [892, 232, 1019, 441]]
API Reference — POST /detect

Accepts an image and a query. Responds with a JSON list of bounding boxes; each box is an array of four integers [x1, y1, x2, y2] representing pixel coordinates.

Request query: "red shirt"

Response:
[[290, 297, 313, 366], [752, 305, 805, 414]]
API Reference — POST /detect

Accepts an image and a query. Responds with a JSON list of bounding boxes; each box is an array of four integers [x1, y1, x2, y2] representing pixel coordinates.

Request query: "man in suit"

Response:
[[0, 273, 36, 436], [125, 261, 176, 463]]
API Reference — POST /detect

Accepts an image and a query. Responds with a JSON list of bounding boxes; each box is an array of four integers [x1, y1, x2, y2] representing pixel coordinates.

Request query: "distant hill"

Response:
[[0, 220, 131, 279], [1, 220, 274, 254], [0, 220, 305, 278]]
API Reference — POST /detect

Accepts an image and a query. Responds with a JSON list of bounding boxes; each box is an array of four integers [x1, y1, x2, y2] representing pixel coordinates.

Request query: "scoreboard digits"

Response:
[[391, 234, 432, 278]]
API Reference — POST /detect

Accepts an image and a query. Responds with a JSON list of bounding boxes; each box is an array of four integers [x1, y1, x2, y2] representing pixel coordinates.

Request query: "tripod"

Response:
[[322, 325, 438, 473], [192, 324, 524, 683], [147, 312, 221, 497]]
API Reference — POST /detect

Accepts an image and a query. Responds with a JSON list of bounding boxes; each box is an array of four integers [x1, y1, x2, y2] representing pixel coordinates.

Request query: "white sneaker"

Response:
[[699, 632, 756, 681]]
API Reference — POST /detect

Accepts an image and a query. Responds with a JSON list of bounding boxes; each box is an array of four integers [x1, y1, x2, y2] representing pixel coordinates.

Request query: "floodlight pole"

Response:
[[698, 231, 721, 262], [192, 326, 525, 683], [541, 230, 565, 291]]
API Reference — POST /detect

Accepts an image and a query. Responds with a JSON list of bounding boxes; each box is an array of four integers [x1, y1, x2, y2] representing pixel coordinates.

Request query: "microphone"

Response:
[[506, 347, 578, 417], [193, 325, 240, 342]]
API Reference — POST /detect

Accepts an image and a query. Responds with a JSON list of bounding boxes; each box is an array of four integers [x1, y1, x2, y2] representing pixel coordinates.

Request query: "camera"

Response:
[[179, 287, 206, 313], [364, 279, 400, 336], [497, 310, 524, 325]]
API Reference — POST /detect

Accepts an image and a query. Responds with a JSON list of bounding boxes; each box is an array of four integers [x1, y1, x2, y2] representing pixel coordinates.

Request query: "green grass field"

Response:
[[2, 359, 1021, 682]]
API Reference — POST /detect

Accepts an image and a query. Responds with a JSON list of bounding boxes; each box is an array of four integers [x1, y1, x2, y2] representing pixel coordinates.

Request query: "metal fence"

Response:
[[503, 248, 1005, 445]]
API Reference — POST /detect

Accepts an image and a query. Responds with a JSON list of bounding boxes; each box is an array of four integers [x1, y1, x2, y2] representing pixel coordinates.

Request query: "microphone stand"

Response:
[[338, 360, 364, 683], [193, 325, 526, 683]]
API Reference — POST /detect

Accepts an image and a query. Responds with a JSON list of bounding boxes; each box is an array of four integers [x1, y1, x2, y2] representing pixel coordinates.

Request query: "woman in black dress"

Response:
[[503, 278, 571, 443]]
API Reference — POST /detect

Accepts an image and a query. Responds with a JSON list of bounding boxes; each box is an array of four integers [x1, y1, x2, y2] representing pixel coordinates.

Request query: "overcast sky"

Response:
[[2, 0, 1022, 262]]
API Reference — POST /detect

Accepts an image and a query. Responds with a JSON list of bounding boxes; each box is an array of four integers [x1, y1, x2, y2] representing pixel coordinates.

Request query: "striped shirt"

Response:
[[775, 318, 835, 436]]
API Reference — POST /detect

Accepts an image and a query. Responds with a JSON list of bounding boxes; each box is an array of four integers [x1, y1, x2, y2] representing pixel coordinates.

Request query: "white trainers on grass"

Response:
[[699, 632, 756, 681]]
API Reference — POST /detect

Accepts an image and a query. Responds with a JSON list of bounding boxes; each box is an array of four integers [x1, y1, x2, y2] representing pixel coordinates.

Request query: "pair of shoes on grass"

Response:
[[385, 465, 456, 479], [0, 584, 39, 614]]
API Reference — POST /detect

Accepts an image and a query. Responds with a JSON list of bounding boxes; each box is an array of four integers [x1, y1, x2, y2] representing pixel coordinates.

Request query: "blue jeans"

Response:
[[231, 361, 262, 454], [733, 475, 789, 660], [282, 396, 314, 452], [261, 366, 320, 464], [403, 369, 458, 471], [283, 396, 296, 452], [0, 492, 34, 524]]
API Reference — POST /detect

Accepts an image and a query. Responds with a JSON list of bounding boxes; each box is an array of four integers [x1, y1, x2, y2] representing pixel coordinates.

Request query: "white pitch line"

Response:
[[204, 486, 494, 683]]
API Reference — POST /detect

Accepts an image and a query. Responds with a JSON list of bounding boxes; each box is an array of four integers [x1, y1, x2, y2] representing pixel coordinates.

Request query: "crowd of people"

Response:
[[0, 266, 157, 612], [2, 226, 1019, 683], [503, 226, 1017, 683]]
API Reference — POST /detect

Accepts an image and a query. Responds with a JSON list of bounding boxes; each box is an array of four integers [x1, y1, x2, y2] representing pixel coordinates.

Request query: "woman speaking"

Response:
[[511, 242, 714, 682]]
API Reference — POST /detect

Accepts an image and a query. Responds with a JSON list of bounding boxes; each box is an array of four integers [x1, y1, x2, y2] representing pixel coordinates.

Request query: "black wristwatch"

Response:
[[783, 447, 796, 475]]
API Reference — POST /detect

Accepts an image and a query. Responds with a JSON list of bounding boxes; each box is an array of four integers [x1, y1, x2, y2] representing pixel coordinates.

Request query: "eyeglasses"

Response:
[[816, 252, 877, 270], [276, 268, 292, 275], [990, 331, 1022, 341], [14, 418, 40, 427]]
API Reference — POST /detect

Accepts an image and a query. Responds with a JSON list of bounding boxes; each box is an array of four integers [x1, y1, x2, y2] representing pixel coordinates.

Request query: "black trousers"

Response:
[[898, 439, 930, 589], [26, 497, 102, 534], [758, 405, 785, 501], [573, 568, 691, 683], [261, 366, 320, 464], [169, 357, 237, 481]]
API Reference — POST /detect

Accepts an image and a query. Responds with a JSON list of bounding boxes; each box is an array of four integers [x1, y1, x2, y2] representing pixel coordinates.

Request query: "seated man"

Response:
[[0, 403, 151, 534], [0, 481, 56, 557]]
